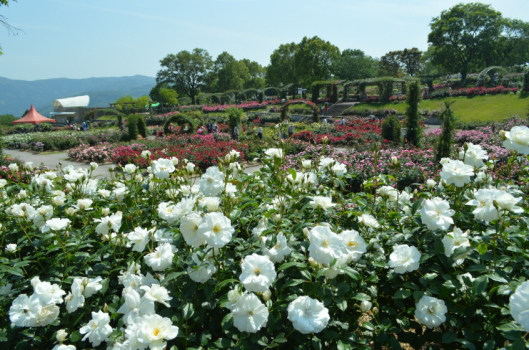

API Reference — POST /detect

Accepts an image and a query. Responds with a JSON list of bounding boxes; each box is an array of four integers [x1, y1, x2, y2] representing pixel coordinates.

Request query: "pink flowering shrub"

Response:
[[68, 143, 116, 163]]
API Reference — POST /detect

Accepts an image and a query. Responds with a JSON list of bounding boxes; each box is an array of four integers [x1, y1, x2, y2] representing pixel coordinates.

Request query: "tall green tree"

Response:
[[240, 59, 266, 89], [150, 83, 178, 106], [379, 51, 402, 77], [212, 52, 251, 92], [157, 48, 213, 105], [498, 19, 529, 67], [398, 48, 423, 76], [428, 3, 503, 85], [266, 42, 298, 86], [293, 36, 340, 87], [332, 49, 378, 80]]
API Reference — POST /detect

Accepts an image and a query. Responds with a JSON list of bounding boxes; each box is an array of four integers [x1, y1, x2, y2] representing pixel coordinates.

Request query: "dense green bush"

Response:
[[405, 81, 422, 146], [12, 124, 35, 134], [137, 115, 147, 138], [127, 115, 139, 140], [381, 115, 401, 143], [436, 102, 457, 161]]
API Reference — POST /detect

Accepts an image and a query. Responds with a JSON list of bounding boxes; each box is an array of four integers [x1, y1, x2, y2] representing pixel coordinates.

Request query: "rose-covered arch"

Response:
[[280, 99, 320, 123], [477, 66, 509, 87], [163, 113, 198, 135]]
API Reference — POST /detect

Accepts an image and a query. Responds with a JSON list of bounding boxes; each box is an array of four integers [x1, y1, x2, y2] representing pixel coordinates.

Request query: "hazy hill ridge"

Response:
[[0, 75, 156, 116]]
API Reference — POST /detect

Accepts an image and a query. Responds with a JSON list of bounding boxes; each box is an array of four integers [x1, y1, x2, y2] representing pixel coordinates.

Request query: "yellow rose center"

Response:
[[153, 328, 160, 336], [213, 225, 222, 234]]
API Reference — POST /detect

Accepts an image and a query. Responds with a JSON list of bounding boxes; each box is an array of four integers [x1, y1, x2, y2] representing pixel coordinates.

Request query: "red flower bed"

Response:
[[112, 135, 248, 171], [291, 118, 382, 146], [202, 100, 281, 113]]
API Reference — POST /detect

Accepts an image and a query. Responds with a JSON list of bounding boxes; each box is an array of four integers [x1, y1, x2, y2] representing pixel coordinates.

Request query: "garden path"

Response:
[[3, 149, 263, 178], [3, 149, 116, 178]]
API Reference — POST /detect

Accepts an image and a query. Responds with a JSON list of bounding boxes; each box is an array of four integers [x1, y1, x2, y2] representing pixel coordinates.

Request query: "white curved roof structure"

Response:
[[53, 95, 90, 109]]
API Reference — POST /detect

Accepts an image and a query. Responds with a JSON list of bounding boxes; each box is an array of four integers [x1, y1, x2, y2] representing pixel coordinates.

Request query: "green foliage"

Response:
[[380, 48, 423, 77], [0, 114, 16, 126], [157, 48, 213, 105], [405, 81, 422, 146], [381, 115, 401, 143], [266, 42, 298, 86], [136, 115, 147, 138], [294, 36, 340, 87], [428, 3, 509, 85], [436, 101, 457, 161], [378, 52, 402, 77], [226, 108, 244, 138], [332, 49, 378, 81], [12, 124, 35, 133], [213, 52, 251, 92], [113, 95, 151, 113], [163, 113, 199, 134], [266, 36, 339, 87], [127, 115, 139, 140]]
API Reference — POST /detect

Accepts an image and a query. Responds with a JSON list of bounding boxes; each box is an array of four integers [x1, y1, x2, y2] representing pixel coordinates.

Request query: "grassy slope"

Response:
[[348, 94, 529, 123]]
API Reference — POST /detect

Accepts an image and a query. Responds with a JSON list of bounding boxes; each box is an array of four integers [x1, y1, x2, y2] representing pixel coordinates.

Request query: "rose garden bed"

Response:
[[0, 124, 529, 349]]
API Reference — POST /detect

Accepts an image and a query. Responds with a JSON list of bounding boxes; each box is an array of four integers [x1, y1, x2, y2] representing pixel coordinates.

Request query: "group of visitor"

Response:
[[197, 122, 219, 134]]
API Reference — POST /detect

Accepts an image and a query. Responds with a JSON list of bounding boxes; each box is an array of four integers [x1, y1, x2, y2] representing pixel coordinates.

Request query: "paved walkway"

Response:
[[3, 149, 115, 178], [3, 149, 262, 178]]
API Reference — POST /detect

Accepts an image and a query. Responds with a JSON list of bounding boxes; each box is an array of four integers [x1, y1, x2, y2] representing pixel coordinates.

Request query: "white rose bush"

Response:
[[0, 125, 528, 349]]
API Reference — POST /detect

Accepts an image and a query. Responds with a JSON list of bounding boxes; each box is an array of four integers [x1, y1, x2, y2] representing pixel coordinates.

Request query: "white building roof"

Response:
[[53, 95, 90, 109]]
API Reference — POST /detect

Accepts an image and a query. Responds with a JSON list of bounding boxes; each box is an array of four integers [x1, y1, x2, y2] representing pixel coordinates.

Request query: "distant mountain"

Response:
[[0, 75, 156, 116]]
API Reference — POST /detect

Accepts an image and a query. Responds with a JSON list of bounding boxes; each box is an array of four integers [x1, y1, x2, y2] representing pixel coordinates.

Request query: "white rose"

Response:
[[414, 295, 447, 328], [503, 126, 529, 154], [389, 244, 421, 274], [287, 296, 330, 334]]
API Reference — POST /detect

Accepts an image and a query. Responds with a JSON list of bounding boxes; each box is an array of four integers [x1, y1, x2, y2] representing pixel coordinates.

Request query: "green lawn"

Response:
[[348, 93, 529, 123]]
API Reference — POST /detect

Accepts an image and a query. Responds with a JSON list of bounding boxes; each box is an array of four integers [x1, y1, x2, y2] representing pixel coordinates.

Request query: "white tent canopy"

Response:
[[53, 95, 90, 109]]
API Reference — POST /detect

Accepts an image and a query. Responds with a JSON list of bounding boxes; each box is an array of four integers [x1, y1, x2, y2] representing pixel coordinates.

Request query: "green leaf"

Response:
[[487, 274, 508, 283], [182, 302, 195, 320], [0, 265, 24, 277], [214, 278, 238, 292], [393, 289, 412, 299], [362, 321, 375, 331], [472, 276, 488, 295], [342, 267, 361, 281], [442, 331, 457, 343], [165, 271, 187, 283], [477, 243, 488, 255], [230, 209, 241, 221], [336, 299, 348, 311], [497, 321, 525, 332], [278, 261, 304, 271], [288, 168, 297, 180], [352, 293, 371, 301]]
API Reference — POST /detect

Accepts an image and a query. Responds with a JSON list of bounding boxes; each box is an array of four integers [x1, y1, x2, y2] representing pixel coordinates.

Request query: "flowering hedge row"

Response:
[[425, 85, 518, 99], [2, 125, 529, 349], [202, 100, 282, 113], [67, 134, 248, 171], [3, 130, 123, 152], [291, 119, 382, 147]]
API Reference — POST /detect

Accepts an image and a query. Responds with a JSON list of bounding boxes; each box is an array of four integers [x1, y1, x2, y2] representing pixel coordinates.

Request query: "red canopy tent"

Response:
[[12, 105, 56, 124]]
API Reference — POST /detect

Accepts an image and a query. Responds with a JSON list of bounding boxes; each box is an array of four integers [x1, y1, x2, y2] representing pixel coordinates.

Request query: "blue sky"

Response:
[[1, 0, 528, 81]]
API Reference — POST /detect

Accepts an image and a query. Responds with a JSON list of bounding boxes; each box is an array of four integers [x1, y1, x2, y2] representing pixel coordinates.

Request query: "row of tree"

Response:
[[152, 2, 529, 105]]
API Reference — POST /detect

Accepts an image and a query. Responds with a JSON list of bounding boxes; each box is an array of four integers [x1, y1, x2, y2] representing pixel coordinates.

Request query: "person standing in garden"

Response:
[[288, 124, 294, 137], [257, 126, 263, 139]]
